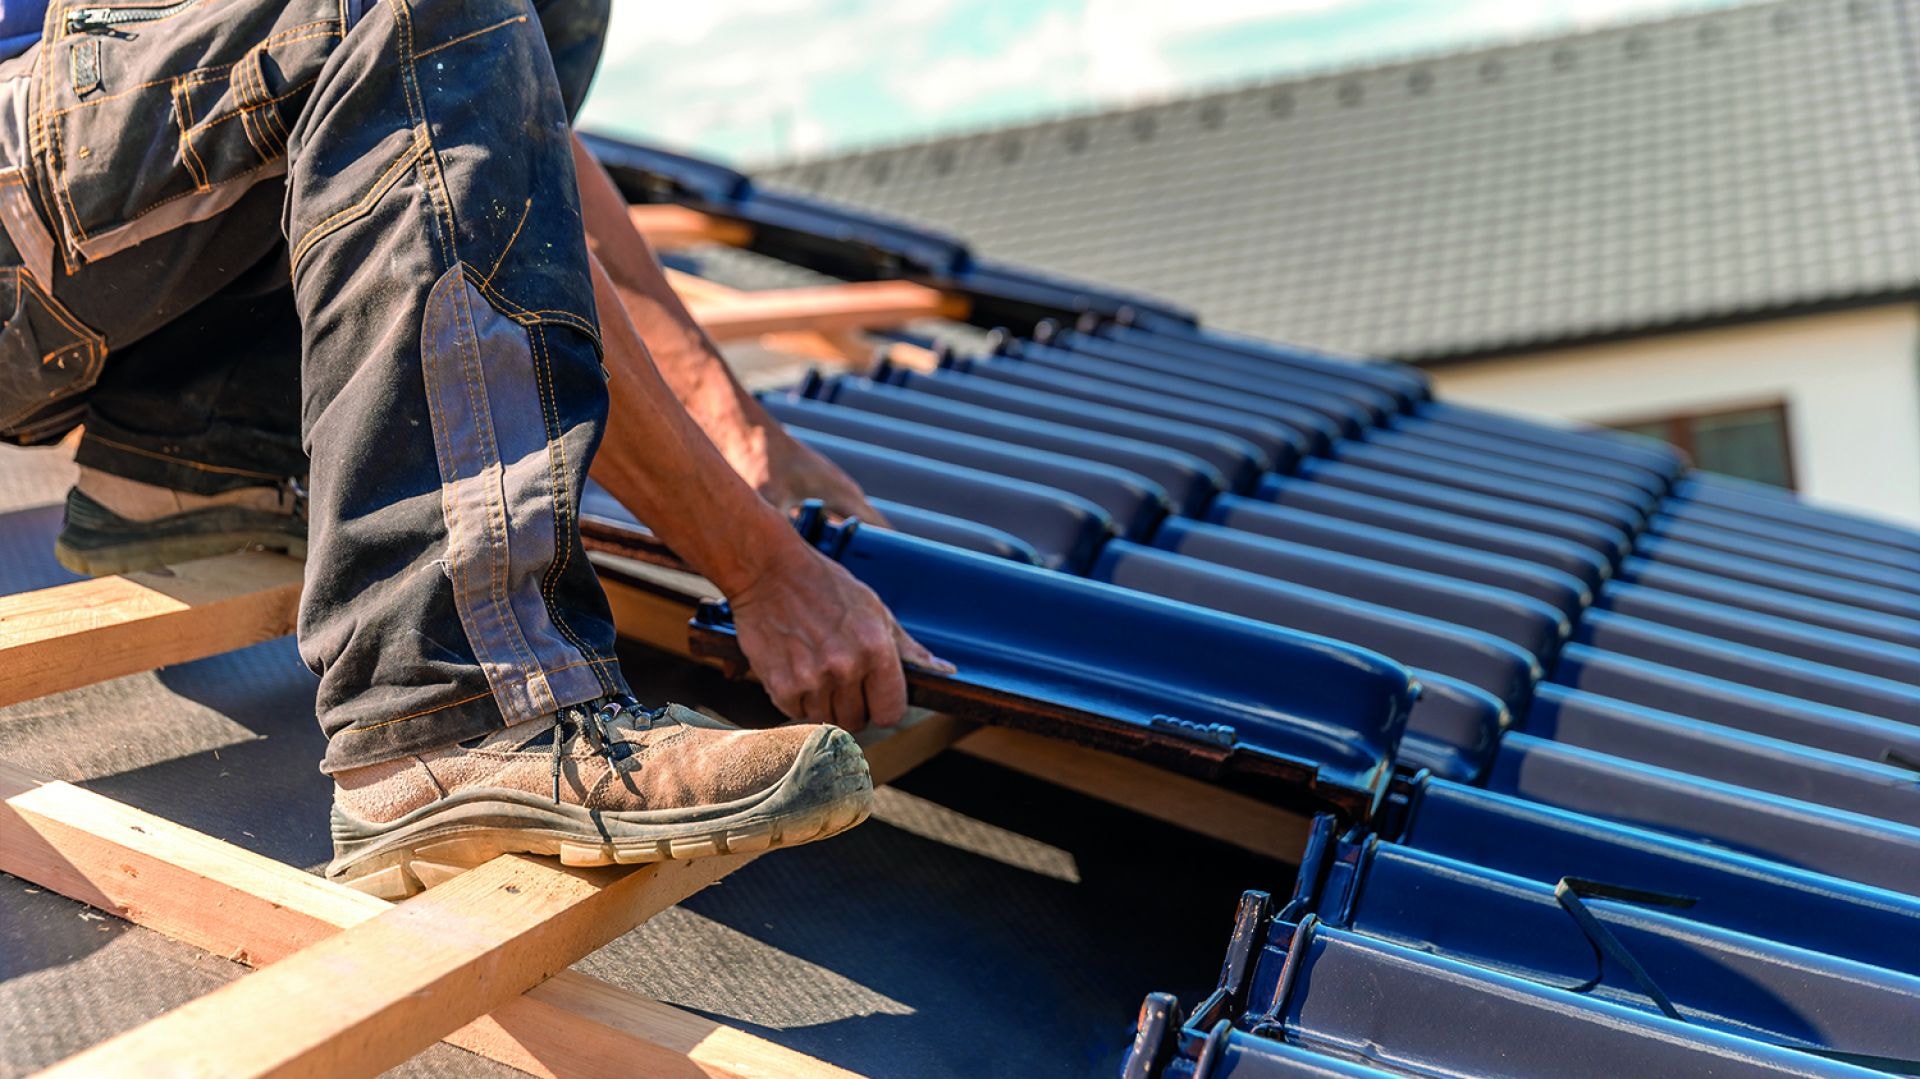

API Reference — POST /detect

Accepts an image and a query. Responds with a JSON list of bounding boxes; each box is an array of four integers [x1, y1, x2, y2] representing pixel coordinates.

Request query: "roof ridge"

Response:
[[758, 0, 1806, 172]]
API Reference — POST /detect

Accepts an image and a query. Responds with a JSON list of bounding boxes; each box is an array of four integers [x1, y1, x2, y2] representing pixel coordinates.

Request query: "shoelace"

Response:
[[547, 695, 662, 803], [285, 477, 315, 523]]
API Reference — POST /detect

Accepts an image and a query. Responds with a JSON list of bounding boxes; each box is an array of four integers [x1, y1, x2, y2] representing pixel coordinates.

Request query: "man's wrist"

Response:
[[705, 501, 812, 600]]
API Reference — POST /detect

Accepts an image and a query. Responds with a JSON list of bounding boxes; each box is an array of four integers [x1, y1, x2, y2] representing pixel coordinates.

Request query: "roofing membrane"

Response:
[[589, 134, 1920, 1077]]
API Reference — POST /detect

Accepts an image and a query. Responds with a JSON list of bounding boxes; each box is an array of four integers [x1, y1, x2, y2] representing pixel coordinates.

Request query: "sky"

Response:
[[575, 0, 1753, 166]]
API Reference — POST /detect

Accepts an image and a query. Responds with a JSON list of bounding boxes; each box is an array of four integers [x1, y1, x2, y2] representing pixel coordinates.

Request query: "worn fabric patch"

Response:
[[418, 265, 605, 726]]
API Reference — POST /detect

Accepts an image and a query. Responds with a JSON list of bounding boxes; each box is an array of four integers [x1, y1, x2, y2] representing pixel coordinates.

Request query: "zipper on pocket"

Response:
[[65, 1, 199, 33]]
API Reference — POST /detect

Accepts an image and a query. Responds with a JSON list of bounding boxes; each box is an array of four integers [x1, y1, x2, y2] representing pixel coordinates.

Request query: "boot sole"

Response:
[[326, 726, 873, 900], [54, 531, 308, 577], [56, 486, 306, 576]]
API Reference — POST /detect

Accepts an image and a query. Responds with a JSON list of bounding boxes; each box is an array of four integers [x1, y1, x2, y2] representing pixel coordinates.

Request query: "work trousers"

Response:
[[0, 0, 631, 773]]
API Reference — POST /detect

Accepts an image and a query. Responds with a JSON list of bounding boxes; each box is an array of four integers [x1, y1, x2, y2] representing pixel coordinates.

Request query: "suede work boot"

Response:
[[55, 467, 307, 576], [326, 698, 874, 899]]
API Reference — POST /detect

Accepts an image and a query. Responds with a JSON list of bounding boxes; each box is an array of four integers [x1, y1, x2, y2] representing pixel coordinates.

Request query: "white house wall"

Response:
[[1427, 303, 1920, 525]]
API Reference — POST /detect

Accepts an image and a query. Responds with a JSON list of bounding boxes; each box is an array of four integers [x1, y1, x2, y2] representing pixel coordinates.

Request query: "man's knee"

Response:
[[533, 0, 610, 121]]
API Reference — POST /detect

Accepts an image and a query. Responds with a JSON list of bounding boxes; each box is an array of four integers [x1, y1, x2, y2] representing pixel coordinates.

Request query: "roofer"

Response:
[[0, 0, 947, 898]]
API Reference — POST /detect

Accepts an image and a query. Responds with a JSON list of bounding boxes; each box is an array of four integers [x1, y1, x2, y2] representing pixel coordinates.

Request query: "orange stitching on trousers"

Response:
[[81, 432, 282, 479], [527, 323, 613, 684], [44, 69, 232, 118], [336, 657, 623, 736], [234, 58, 272, 160], [256, 58, 292, 152], [173, 81, 209, 190], [0, 265, 104, 429], [415, 14, 529, 60], [386, 0, 460, 272], [48, 51, 84, 244], [240, 50, 276, 157], [448, 264, 545, 686], [16, 268, 97, 347], [115, 155, 284, 225], [482, 197, 532, 286], [466, 272, 601, 346], [289, 132, 424, 269], [189, 74, 320, 135], [39, 22, 337, 120]]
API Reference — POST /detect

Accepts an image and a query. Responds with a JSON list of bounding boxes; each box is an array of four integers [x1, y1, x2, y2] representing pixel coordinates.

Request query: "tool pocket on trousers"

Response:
[[0, 267, 105, 443], [39, 2, 340, 267], [174, 38, 314, 186]]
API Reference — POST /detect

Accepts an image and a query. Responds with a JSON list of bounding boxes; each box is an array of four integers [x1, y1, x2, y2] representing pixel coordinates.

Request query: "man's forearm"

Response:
[[570, 134, 775, 469], [571, 132, 884, 523], [567, 138, 945, 726], [583, 254, 802, 598], [581, 248, 941, 729]]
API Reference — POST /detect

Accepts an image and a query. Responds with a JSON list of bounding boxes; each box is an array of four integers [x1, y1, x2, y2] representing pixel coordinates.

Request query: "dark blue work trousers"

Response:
[[0, 0, 634, 772]]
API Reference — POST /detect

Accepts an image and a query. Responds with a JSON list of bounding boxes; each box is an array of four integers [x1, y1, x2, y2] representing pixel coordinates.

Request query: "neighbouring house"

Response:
[[758, 0, 1920, 524]]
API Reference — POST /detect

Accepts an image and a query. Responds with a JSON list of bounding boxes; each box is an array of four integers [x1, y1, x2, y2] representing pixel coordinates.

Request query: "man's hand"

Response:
[[728, 541, 952, 731], [574, 132, 932, 731]]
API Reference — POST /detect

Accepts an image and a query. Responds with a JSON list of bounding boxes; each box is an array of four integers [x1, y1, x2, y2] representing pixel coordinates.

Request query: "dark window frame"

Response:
[[1607, 400, 1797, 489]]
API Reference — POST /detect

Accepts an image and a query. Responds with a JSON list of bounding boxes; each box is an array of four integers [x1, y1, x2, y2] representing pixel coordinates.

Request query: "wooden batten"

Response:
[[877, 340, 942, 373], [594, 554, 719, 658], [28, 709, 964, 1078], [664, 267, 748, 308], [627, 205, 754, 250], [30, 850, 747, 1077], [755, 329, 874, 365], [0, 552, 302, 709], [0, 760, 857, 1078], [955, 728, 1309, 863], [690, 281, 969, 342], [2, 707, 978, 1079]]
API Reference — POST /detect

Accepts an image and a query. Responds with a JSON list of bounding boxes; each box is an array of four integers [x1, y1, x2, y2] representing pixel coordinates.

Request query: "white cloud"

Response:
[[1088, 0, 1354, 35], [578, 0, 1752, 163], [581, 1, 876, 160], [595, 0, 815, 53], [886, 10, 1091, 114]]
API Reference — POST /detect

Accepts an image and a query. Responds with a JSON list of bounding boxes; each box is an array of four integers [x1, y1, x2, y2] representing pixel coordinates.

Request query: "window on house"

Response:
[[1611, 402, 1795, 489]]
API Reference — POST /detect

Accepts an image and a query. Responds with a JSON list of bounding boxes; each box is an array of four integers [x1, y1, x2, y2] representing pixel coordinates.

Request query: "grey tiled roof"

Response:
[[758, 0, 1920, 361]]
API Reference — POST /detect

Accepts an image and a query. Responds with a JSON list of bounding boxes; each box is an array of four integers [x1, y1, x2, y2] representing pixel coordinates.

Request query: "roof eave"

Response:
[[1394, 289, 1920, 368]]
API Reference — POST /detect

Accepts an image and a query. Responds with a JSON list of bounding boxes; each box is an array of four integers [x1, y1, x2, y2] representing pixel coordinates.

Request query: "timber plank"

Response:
[[31, 851, 726, 1078], [955, 727, 1310, 863], [0, 759, 855, 1078], [664, 267, 749, 307], [18, 711, 966, 1079], [690, 281, 968, 342], [0, 552, 302, 709], [878, 340, 942, 373], [628, 205, 753, 250], [595, 554, 718, 657], [756, 329, 874, 365]]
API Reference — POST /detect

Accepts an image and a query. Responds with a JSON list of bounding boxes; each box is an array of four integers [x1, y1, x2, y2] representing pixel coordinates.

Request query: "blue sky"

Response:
[[577, 0, 1751, 165]]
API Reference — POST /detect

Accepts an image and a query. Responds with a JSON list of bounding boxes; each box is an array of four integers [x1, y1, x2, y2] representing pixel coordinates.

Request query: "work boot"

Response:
[[54, 467, 307, 576], [326, 698, 874, 899]]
